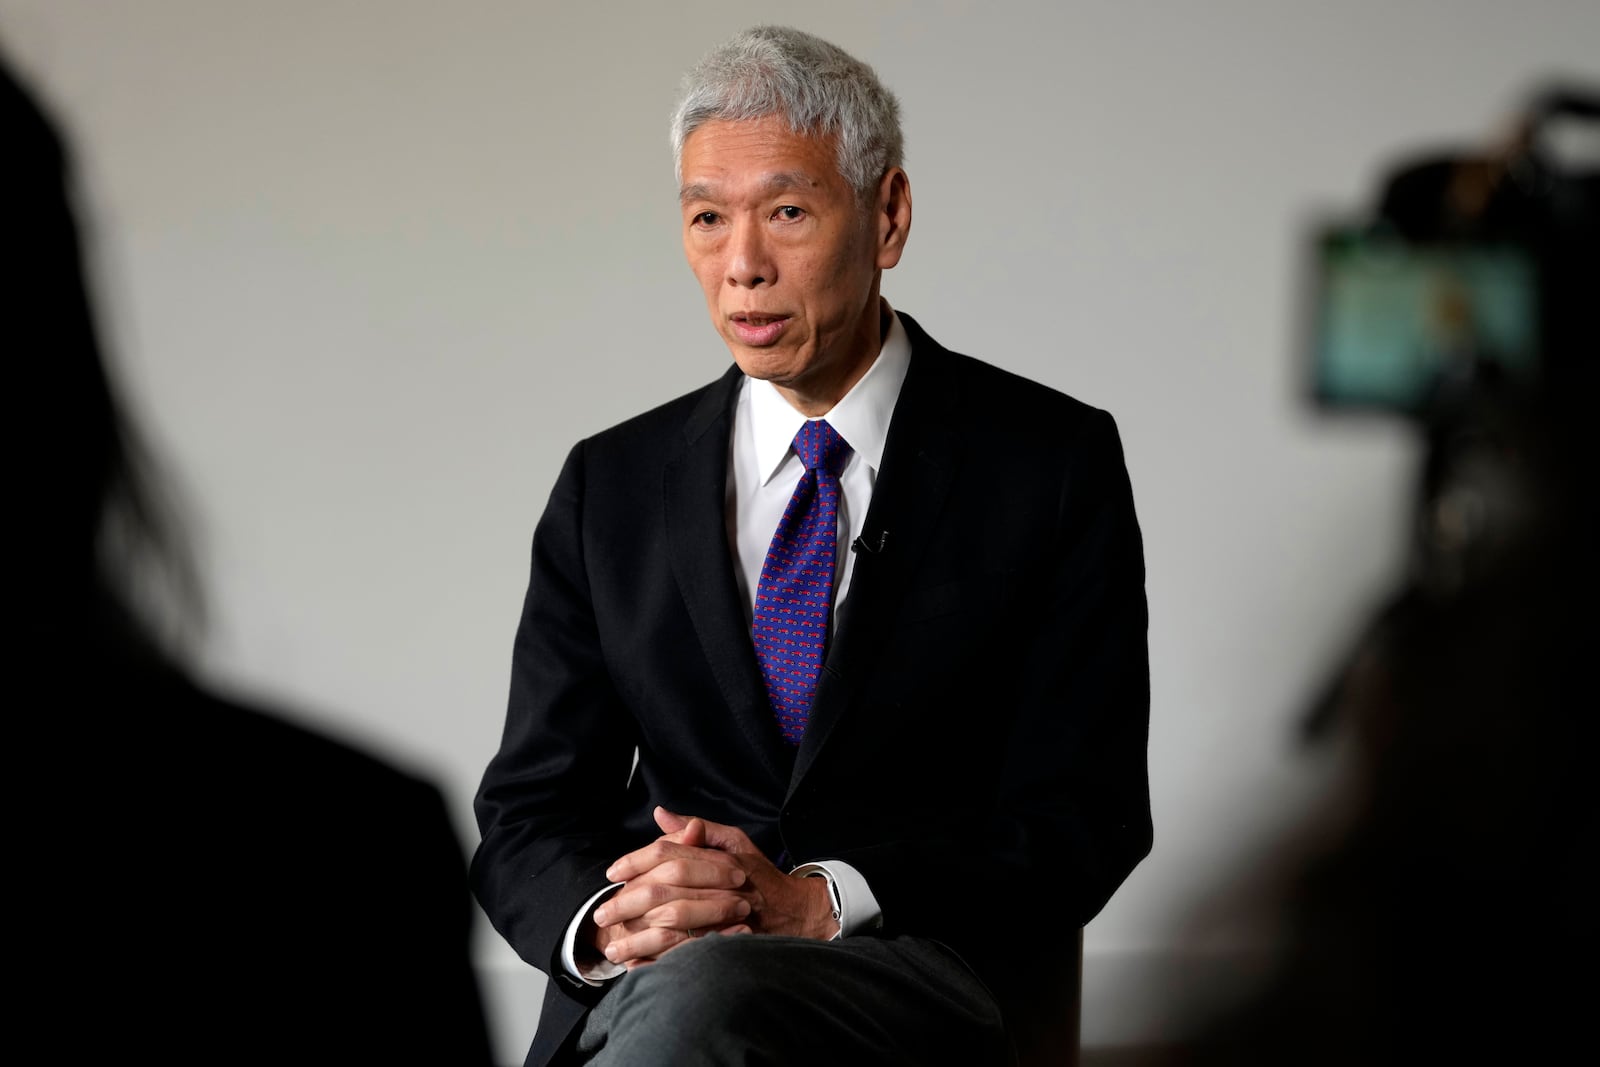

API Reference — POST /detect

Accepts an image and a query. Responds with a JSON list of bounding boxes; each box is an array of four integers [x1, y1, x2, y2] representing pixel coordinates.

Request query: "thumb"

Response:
[[656, 806, 750, 853], [655, 805, 693, 837]]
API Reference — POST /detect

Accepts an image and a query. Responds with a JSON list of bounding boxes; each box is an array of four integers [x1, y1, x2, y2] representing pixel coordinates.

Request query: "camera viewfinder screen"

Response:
[[1311, 228, 1539, 412]]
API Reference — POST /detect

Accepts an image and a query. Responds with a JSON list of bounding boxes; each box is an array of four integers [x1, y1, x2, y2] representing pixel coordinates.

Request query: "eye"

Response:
[[691, 211, 720, 228], [773, 205, 806, 222]]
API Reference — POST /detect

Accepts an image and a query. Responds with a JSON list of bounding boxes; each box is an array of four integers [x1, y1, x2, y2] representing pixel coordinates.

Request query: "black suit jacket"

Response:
[[473, 313, 1151, 1065]]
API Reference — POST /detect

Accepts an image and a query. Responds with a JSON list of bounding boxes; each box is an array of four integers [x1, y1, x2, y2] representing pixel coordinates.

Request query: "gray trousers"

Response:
[[573, 934, 1009, 1065]]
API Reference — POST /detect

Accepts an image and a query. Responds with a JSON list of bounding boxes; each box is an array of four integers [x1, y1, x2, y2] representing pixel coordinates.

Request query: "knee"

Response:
[[622, 935, 782, 1010], [608, 935, 797, 1039]]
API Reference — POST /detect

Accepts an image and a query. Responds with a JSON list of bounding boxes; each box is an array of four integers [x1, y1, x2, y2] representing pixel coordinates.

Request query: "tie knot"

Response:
[[794, 419, 851, 475]]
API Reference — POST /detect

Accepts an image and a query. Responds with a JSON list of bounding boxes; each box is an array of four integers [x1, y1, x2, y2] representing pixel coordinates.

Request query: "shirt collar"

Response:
[[749, 306, 912, 486]]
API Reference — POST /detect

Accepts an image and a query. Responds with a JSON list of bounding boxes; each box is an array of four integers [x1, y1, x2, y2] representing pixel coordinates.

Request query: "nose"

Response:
[[726, 218, 774, 289]]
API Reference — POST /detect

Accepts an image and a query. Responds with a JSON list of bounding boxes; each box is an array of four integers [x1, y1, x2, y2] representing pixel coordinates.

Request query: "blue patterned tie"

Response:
[[752, 419, 852, 745]]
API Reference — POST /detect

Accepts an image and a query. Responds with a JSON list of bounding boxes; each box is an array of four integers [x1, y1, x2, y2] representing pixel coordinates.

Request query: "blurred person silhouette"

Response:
[[1160, 93, 1596, 1066], [6, 56, 492, 1064], [1163, 409, 1593, 1064]]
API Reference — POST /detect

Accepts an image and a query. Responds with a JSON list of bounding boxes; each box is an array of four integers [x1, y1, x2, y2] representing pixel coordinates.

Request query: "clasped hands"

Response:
[[586, 806, 836, 970]]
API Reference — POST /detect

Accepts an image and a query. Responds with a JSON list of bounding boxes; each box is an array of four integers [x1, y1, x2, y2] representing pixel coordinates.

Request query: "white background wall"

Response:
[[5, 1, 1594, 1059]]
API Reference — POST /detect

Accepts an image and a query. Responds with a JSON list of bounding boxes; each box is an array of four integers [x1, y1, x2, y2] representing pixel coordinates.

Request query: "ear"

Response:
[[874, 166, 912, 270]]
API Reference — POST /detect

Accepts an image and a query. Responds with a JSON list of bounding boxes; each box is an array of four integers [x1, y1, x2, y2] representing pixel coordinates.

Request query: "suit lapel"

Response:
[[663, 365, 793, 783], [791, 314, 963, 787]]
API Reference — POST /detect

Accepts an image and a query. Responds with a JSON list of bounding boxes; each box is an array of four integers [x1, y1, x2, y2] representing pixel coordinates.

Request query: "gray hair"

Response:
[[670, 26, 903, 200]]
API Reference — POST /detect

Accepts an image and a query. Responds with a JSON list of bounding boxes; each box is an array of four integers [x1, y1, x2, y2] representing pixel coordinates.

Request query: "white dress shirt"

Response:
[[726, 308, 912, 624], [561, 307, 910, 984]]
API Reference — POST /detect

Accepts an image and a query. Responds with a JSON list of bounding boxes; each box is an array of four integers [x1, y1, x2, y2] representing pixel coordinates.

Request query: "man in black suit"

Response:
[[474, 26, 1150, 1065]]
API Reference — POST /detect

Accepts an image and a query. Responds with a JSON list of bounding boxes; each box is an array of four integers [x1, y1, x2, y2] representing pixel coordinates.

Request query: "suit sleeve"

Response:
[[471, 440, 648, 986], [822, 410, 1150, 974]]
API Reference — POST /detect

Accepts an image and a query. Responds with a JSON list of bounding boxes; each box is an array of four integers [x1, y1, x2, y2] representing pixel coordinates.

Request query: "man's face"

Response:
[[679, 114, 900, 413]]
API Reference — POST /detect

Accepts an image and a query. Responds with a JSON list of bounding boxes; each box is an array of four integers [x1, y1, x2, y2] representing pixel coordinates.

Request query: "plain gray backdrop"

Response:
[[6, 1, 1595, 1059]]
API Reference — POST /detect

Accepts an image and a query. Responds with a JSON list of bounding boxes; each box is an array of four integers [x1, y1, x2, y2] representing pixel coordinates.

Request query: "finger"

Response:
[[655, 806, 757, 856], [654, 810, 712, 851], [605, 838, 702, 881], [596, 887, 751, 930], [634, 896, 751, 934], [620, 920, 747, 968], [695, 820, 760, 856], [603, 924, 696, 967], [679, 815, 755, 855], [606, 839, 745, 884], [673, 816, 708, 850], [610, 916, 754, 968]]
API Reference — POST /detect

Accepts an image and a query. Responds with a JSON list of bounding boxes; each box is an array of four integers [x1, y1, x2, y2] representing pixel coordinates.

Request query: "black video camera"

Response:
[[1307, 86, 1597, 420]]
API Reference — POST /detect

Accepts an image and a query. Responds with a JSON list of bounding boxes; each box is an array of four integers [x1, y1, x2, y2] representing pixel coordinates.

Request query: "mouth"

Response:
[[729, 312, 791, 347]]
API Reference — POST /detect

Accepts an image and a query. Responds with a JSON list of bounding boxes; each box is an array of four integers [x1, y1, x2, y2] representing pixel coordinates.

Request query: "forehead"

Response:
[[678, 114, 845, 200]]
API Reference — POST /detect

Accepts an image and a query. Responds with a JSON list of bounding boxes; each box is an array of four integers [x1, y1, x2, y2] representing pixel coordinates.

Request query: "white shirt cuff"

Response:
[[560, 883, 626, 985], [788, 859, 883, 939]]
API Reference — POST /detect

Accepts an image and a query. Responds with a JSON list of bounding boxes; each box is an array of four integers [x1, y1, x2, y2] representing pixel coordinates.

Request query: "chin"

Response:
[[727, 347, 796, 383]]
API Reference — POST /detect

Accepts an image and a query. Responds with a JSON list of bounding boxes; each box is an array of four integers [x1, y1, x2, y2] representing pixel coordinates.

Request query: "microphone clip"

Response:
[[850, 530, 890, 556]]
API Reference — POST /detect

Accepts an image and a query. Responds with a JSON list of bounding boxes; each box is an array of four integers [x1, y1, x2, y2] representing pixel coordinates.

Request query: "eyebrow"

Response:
[[679, 170, 821, 204]]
